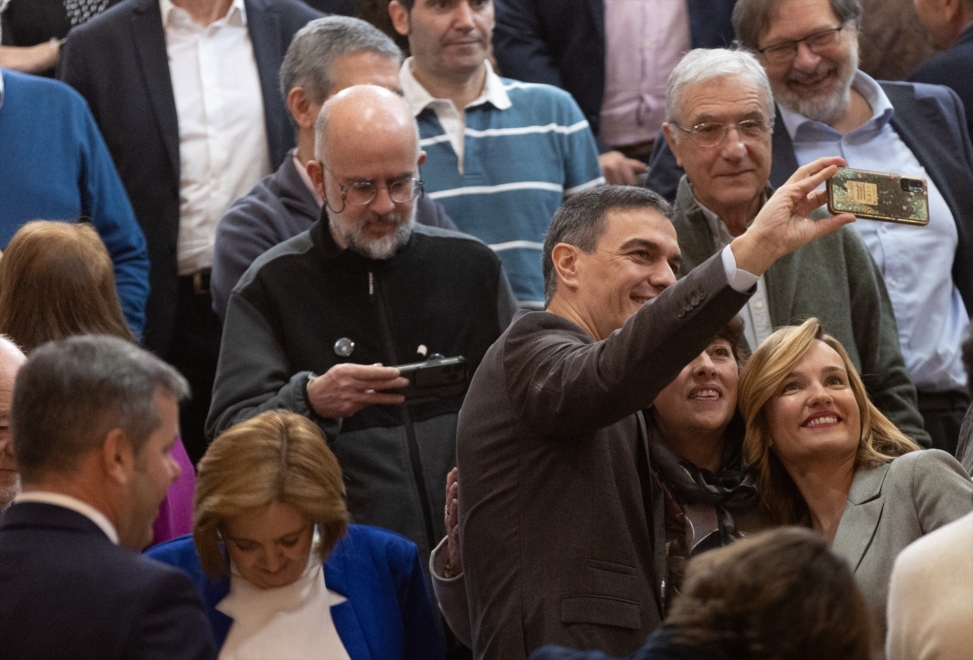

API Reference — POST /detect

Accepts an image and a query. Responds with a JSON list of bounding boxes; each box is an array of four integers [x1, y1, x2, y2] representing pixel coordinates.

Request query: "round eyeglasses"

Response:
[[320, 161, 424, 214], [670, 120, 773, 148], [757, 26, 844, 65]]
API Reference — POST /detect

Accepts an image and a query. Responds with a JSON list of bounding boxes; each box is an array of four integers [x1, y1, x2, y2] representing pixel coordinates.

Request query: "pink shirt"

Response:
[[600, 0, 691, 148]]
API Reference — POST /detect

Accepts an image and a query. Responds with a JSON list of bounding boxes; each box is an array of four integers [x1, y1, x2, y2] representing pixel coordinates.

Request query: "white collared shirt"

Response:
[[15, 491, 119, 544], [695, 196, 774, 349], [160, 0, 271, 275], [399, 58, 511, 173]]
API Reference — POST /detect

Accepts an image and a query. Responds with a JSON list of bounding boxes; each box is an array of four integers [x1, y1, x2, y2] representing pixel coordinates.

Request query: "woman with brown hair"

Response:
[[147, 409, 444, 660], [737, 317, 973, 642], [0, 220, 133, 350], [0, 220, 193, 545]]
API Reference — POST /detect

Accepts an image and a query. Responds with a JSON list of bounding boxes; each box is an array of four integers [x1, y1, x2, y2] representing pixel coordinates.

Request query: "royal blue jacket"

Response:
[[147, 524, 445, 660]]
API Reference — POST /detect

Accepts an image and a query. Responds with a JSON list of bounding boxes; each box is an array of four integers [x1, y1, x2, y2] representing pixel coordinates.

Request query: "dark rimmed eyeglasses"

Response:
[[757, 26, 845, 65], [320, 161, 424, 214]]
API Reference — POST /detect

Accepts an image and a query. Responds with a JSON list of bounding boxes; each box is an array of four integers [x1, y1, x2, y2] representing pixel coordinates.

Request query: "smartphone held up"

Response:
[[826, 167, 930, 226]]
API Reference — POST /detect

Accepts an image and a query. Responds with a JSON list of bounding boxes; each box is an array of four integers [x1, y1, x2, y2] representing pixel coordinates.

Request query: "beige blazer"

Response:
[[832, 449, 973, 641]]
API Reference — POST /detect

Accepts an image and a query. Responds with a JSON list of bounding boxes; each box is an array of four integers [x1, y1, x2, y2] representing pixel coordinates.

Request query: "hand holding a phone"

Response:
[[307, 363, 409, 418], [730, 156, 856, 277]]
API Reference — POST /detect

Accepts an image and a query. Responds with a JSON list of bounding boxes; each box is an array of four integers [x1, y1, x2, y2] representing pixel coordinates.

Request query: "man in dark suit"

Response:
[[911, 0, 973, 138], [458, 166, 855, 659], [58, 0, 321, 463], [493, 0, 737, 184], [646, 0, 973, 454], [0, 335, 214, 659]]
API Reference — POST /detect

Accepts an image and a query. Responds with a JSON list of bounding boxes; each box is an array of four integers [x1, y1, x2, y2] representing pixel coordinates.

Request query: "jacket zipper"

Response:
[[369, 267, 438, 554]]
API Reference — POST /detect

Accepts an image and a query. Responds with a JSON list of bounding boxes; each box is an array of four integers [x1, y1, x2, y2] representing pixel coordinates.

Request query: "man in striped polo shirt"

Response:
[[389, 0, 604, 308]]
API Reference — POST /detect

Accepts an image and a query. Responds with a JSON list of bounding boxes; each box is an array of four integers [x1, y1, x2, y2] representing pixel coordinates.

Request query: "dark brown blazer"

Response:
[[457, 254, 751, 659]]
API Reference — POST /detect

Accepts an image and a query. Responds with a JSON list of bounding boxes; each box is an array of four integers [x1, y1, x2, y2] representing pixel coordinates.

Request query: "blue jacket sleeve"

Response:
[[77, 101, 150, 336], [388, 536, 447, 660]]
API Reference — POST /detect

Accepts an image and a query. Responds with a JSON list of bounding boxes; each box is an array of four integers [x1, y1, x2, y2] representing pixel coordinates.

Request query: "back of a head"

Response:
[[0, 221, 133, 352], [11, 335, 188, 485], [665, 527, 875, 660], [280, 15, 402, 104]]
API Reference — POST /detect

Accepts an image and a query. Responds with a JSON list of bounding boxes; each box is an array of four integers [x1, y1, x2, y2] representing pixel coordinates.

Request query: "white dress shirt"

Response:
[[780, 71, 969, 392], [160, 0, 271, 275], [217, 548, 350, 660], [14, 491, 119, 544]]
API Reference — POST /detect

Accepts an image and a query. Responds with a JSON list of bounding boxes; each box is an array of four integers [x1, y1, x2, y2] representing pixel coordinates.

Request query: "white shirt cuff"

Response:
[[721, 246, 759, 293]]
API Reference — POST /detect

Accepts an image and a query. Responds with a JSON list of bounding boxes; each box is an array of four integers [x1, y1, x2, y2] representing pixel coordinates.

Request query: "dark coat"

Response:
[[645, 81, 973, 318], [59, 0, 321, 355], [910, 24, 973, 141], [457, 255, 751, 659], [0, 502, 214, 660], [492, 0, 737, 148]]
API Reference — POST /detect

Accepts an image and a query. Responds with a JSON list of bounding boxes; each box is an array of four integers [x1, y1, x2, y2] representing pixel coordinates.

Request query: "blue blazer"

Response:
[[59, 0, 322, 356], [492, 0, 737, 149], [910, 24, 973, 142], [645, 81, 973, 318], [146, 524, 445, 660]]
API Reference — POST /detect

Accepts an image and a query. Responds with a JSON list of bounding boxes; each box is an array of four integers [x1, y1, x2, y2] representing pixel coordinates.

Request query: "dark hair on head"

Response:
[[542, 185, 671, 306], [12, 335, 189, 483], [732, 0, 863, 52], [279, 15, 402, 105], [0, 221, 134, 352], [194, 411, 350, 577], [666, 526, 875, 660], [713, 315, 746, 366], [394, 0, 417, 11]]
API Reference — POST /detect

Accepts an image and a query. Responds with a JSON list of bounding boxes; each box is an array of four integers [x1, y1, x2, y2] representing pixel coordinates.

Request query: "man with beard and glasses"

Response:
[[646, 0, 973, 456], [207, 84, 517, 583]]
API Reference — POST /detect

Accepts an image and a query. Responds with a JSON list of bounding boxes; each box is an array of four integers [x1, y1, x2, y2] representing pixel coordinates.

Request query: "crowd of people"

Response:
[[1, 0, 973, 659]]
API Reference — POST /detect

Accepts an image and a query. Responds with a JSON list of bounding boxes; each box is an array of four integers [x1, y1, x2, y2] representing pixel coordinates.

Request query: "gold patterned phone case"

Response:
[[826, 167, 930, 226]]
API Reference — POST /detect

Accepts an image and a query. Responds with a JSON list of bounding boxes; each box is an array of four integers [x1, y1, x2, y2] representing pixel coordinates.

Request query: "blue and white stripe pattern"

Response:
[[412, 75, 603, 304]]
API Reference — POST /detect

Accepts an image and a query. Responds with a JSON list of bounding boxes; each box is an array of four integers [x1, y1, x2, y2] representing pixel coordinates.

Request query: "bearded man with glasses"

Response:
[[647, 0, 973, 456], [208, 85, 517, 587], [662, 48, 928, 445]]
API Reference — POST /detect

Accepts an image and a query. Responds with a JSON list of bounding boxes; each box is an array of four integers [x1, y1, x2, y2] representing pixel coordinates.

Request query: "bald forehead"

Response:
[[0, 339, 25, 389]]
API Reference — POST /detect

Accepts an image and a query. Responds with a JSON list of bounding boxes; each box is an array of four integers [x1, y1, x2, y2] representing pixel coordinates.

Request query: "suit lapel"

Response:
[[246, 0, 288, 168], [832, 464, 890, 573], [770, 105, 798, 188], [131, 0, 180, 182]]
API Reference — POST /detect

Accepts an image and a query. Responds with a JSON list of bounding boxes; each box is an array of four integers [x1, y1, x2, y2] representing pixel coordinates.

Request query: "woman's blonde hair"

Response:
[[0, 221, 134, 351], [738, 318, 918, 525], [193, 410, 350, 576]]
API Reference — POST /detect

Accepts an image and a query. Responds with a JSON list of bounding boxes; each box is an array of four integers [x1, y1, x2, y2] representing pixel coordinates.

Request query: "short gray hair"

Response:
[[279, 16, 402, 105], [666, 48, 775, 124], [733, 0, 863, 52], [12, 335, 189, 482], [542, 186, 671, 306]]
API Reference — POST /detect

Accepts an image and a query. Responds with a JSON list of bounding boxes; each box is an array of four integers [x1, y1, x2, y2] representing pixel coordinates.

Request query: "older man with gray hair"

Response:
[[211, 15, 456, 321], [0, 335, 213, 659], [661, 47, 927, 445]]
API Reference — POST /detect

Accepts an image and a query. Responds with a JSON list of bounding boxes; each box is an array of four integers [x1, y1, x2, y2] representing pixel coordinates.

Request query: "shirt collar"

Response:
[[15, 491, 120, 544], [399, 57, 511, 117], [778, 70, 893, 141], [159, 0, 247, 28]]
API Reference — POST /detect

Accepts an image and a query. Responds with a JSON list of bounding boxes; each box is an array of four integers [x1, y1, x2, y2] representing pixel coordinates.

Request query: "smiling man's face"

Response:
[[665, 74, 773, 219]]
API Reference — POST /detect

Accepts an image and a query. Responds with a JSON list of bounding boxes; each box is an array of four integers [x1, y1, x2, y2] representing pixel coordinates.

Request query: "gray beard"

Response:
[[331, 203, 417, 261], [774, 49, 859, 125]]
